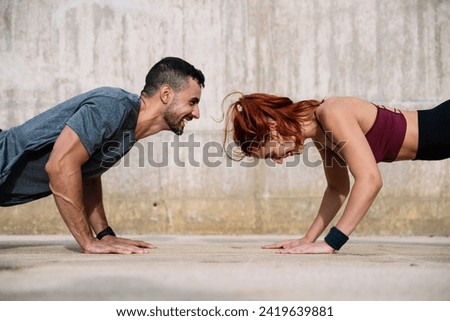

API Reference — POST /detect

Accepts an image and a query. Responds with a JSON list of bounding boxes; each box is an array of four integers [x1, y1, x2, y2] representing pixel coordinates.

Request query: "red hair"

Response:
[[224, 92, 322, 159]]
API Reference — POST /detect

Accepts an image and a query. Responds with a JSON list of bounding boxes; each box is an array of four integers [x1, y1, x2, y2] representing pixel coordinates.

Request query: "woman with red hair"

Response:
[[224, 93, 450, 254]]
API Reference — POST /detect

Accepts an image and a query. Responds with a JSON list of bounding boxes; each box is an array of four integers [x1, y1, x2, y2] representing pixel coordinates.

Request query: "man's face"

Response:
[[164, 77, 202, 135]]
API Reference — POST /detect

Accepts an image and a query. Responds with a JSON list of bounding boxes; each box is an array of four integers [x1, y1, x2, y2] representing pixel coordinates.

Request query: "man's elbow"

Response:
[[45, 159, 56, 177], [45, 157, 66, 178]]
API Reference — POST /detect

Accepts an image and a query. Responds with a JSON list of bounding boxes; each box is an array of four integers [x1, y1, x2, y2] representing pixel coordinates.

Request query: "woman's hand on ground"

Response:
[[262, 237, 309, 249], [275, 241, 335, 254]]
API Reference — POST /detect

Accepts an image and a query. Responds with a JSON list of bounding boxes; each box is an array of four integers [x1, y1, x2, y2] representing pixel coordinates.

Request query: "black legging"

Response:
[[415, 99, 450, 160]]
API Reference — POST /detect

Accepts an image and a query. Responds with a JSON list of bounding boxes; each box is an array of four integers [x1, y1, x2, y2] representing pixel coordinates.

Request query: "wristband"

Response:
[[96, 226, 116, 240], [324, 226, 349, 251]]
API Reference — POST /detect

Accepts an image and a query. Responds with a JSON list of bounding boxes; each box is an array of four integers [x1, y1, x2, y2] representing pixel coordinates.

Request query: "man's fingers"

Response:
[[83, 239, 152, 254], [129, 240, 157, 249], [112, 244, 150, 254], [88, 247, 149, 255], [103, 236, 157, 249]]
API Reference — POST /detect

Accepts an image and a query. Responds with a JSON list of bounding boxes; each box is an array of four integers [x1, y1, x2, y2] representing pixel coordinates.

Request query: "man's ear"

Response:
[[159, 84, 173, 104]]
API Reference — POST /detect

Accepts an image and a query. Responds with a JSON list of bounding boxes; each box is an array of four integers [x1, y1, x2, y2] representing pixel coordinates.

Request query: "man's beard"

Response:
[[163, 99, 184, 136]]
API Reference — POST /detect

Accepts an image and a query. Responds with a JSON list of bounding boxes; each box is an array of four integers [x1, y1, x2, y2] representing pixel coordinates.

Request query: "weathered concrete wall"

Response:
[[1, 0, 449, 236]]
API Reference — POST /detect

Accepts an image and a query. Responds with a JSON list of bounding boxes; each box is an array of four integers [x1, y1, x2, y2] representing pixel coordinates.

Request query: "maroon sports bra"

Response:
[[365, 105, 407, 163]]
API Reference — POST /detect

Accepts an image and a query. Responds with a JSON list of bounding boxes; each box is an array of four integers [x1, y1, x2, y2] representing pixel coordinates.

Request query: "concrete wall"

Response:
[[1, 0, 449, 236]]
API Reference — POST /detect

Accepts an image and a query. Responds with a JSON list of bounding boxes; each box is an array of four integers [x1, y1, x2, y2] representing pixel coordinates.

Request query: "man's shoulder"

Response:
[[85, 87, 136, 100], [78, 87, 140, 110]]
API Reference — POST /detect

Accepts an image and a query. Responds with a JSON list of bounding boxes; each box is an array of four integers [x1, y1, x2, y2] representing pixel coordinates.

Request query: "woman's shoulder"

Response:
[[321, 96, 369, 107], [316, 97, 377, 127], [317, 96, 378, 133], [318, 96, 372, 115], [317, 96, 359, 118]]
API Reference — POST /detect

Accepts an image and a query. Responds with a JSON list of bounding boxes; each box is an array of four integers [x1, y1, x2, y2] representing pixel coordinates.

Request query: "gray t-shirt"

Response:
[[0, 87, 140, 206]]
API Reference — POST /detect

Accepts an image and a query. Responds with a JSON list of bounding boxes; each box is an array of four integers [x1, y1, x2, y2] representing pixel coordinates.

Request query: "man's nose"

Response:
[[192, 104, 200, 119]]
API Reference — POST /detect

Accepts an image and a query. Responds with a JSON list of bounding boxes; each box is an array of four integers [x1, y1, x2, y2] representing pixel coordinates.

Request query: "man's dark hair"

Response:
[[141, 57, 205, 97]]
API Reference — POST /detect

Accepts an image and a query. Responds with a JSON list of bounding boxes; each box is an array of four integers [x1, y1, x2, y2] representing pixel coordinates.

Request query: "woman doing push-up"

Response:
[[224, 94, 450, 254]]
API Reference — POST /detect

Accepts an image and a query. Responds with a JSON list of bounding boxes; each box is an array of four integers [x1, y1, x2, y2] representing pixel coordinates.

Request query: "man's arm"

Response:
[[46, 125, 151, 254], [82, 176, 109, 234], [83, 176, 156, 250], [45, 125, 94, 251]]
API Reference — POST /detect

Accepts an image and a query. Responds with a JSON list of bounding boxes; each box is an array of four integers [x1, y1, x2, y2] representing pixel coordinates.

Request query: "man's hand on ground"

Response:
[[83, 236, 156, 254]]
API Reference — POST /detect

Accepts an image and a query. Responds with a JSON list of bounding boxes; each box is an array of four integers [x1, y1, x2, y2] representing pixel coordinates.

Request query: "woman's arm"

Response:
[[262, 141, 350, 250], [319, 99, 383, 237], [303, 144, 350, 242], [278, 98, 383, 254]]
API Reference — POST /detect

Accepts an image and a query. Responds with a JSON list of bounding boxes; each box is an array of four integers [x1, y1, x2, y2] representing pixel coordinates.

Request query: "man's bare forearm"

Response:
[[83, 176, 109, 235], [47, 166, 95, 250]]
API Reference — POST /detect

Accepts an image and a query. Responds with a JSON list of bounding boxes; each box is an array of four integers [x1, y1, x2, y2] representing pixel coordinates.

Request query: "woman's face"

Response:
[[249, 127, 302, 164]]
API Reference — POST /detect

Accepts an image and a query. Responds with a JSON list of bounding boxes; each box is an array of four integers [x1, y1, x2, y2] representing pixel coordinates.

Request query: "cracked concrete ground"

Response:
[[0, 235, 449, 300]]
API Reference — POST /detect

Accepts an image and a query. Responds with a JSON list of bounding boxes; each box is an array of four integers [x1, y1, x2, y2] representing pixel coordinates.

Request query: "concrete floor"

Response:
[[0, 234, 449, 301]]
